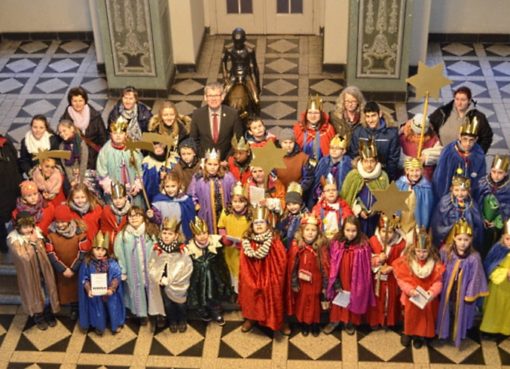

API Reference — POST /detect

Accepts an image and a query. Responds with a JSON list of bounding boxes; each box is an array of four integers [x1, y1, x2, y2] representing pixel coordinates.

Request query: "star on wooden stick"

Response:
[[32, 149, 71, 162], [371, 182, 412, 215], [406, 62, 452, 99], [250, 141, 286, 176], [141, 132, 176, 148], [125, 137, 154, 153]]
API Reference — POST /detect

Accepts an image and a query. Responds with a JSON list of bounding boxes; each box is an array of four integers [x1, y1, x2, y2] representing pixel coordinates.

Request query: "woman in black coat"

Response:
[[61, 86, 107, 170], [19, 115, 61, 178], [0, 135, 22, 252]]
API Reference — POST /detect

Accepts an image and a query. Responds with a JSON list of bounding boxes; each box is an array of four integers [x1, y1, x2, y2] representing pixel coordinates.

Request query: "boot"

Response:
[[44, 306, 57, 327], [33, 313, 48, 331]]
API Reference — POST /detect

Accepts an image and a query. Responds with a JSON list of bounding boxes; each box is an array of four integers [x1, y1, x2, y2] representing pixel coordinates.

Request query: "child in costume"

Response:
[[432, 117, 486, 199], [480, 219, 510, 335], [30, 154, 66, 208], [142, 141, 179, 203], [312, 173, 353, 240], [274, 128, 314, 192], [8, 212, 60, 330], [245, 117, 276, 147], [185, 217, 231, 325], [188, 148, 236, 234], [67, 183, 103, 244], [227, 136, 252, 185], [396, 157, 434, 244], [367, 214, 406, 329], [324, 215, 375, 335], [78, 231, 125, 335], [239, 206, 288, 333], [114, 206, 158, 325], [96, 119, 145, 208], [436, 219, 488, 348], [100, 182, 130, 254], [46, 204, 90, 321], [287, 213, 330, 336], [310, 134, 352, 209], [392, 227, 445, 349], [12, 180, 55, 236], [277, 182, 308, 250], [430, 173, 483, 249], [171, 138, 200, 191], [475, 155, 510, 255], [149, 171, 195, 241], [148, 217, 193, 332], [399, 113, 441, 181], [217, 182, 251, 293]]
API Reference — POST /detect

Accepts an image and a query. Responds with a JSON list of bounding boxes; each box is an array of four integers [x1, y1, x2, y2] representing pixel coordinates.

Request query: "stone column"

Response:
[[95, 0, 174, 96], [346, 0, 413, 100]]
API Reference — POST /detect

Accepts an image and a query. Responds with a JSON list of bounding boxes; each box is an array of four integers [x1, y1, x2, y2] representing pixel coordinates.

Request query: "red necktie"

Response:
[[212, 113, 219, 143]]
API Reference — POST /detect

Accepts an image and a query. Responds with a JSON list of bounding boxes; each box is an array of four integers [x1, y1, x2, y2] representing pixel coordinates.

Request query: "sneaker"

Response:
[[95, 328, 104, 336], [215, 315, 225, 326], [169, 323, 178, 333], [45, 312, 57, 328], [344, 322, 355, 336], [413, 337, 424, 349], [301, 324, 310, 336], [400, 334, 412, 347], [178, 321, 187, 333], [199, 312, 212, 322], [322, 322, 339, 335], [311, 324, 321, 337], [33, 314, 48, 331], [112, 326, 123, 335], [241, 319, 255, 333]]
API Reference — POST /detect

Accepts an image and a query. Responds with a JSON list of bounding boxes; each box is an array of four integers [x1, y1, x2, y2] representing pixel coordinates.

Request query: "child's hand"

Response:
[[378, 253, 387, 263], [321, 301, 330, 310], [107, 288, 113, 296], [88, 290, 94, 298], [409, 289, 419, 297], [160, 277, 168, 286], [121, 274, 127, 281], [360, 210, 368, 219], [63, 268, 74, 278], [146, 209, 154, 218], [381, 265, 392, 274]]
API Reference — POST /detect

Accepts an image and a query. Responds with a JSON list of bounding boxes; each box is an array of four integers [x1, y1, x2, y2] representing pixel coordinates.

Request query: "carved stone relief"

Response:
[[106, 0, 156, 76], [356, 0, 406, 78]]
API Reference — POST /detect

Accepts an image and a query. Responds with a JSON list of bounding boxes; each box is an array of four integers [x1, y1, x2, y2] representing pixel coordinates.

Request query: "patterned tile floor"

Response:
[[1, 36, 510, 368]]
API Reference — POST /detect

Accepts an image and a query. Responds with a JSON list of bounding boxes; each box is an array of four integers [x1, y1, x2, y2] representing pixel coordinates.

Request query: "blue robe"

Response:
[[484, 242, 510, 276], [151, 193, 196, 241], [475, 175, 510, 221], [276, 210, 306, 250], [430, 194, 483, 249], [78, 258, 125, 332], [142, 154, 179, 203], [309, 155, 351, 209], [432, 141, 486, 199], [396, 175, 434, 228]]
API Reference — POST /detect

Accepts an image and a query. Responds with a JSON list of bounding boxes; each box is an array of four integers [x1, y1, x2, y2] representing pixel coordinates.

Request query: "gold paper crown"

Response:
[[504, 218, 510, 235], [415, 226, 432, 250], [287, 181, 303, 195], [111, 181, 127, 199], [232, 181, 246, 197], [459, 116, 479, 136], [162, 217, 180, 232], [359, 138, 378, 159], [379, 213, 401, 230], [189, 216, 209, 235], [451, 168, 471, 189], [330, 134, 348, 149], [300, 213, 320, 226], [492, 155, 510, 172], [307, 94, 323, 111], [110, 117, 128, 133], [253, 205, 268, 222], [92, 231, 110, 250], [205, 148, 220, 161], [404, 157, 422, 170], [321, 173, 337, 188], [231, 136, 250, 151], [453, 218, 473, 237]]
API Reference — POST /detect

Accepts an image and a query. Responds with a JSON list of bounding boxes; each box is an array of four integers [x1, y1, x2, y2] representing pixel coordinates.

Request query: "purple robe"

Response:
[[436, 248, 488, 347], [187, 172, 236, 233], [327, 239, 375, 314]]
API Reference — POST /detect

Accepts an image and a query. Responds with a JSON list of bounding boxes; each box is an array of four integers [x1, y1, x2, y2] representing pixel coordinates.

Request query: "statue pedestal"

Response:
[[346, 0, 413, 101]]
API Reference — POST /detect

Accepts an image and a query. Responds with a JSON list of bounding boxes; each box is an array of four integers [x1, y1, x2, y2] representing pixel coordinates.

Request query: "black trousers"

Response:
[[161, 286, 187, 323]]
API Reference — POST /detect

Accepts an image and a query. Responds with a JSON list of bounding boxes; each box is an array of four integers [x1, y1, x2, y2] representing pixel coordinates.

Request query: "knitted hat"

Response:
[[178, 137, 197, 153], [411, 113, 430, 134], [278, 128, 295, 142], [54, 204, 74, 222]]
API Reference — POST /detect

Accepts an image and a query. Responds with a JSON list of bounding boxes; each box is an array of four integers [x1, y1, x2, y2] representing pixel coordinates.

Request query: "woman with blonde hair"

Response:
[[147, 101, 190, 149]]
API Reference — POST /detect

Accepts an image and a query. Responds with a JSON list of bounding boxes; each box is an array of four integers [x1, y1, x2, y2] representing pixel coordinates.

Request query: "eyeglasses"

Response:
[[206, 94, 222, 98]]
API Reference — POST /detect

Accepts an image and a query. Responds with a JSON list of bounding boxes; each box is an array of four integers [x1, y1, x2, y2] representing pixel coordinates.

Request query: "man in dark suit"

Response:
[[190, 82, 243, 161]]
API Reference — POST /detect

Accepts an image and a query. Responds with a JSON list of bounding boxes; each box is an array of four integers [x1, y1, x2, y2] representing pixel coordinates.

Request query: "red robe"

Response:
[[12, 202, 55, 236], [312, 197, 353, 238], [100, 205, 127, 255], [239, 235, 287, 331], [392, 256, 445, 337], [286, 240, 329, 324], [293, 112, 336, 157], [227, 156, 251, 185], [68, 204, 103, 247], [367, 233, 406, 327]]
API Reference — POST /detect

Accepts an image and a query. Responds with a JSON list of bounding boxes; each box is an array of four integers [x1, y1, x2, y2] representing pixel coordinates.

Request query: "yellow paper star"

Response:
[[250, 141, 286, 175], [32, 149, 71, 162], [371, 182, 412, 215], [125, 137, 154, 153], [141, 132, 176, 148], [406, 62, 452, 99]]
